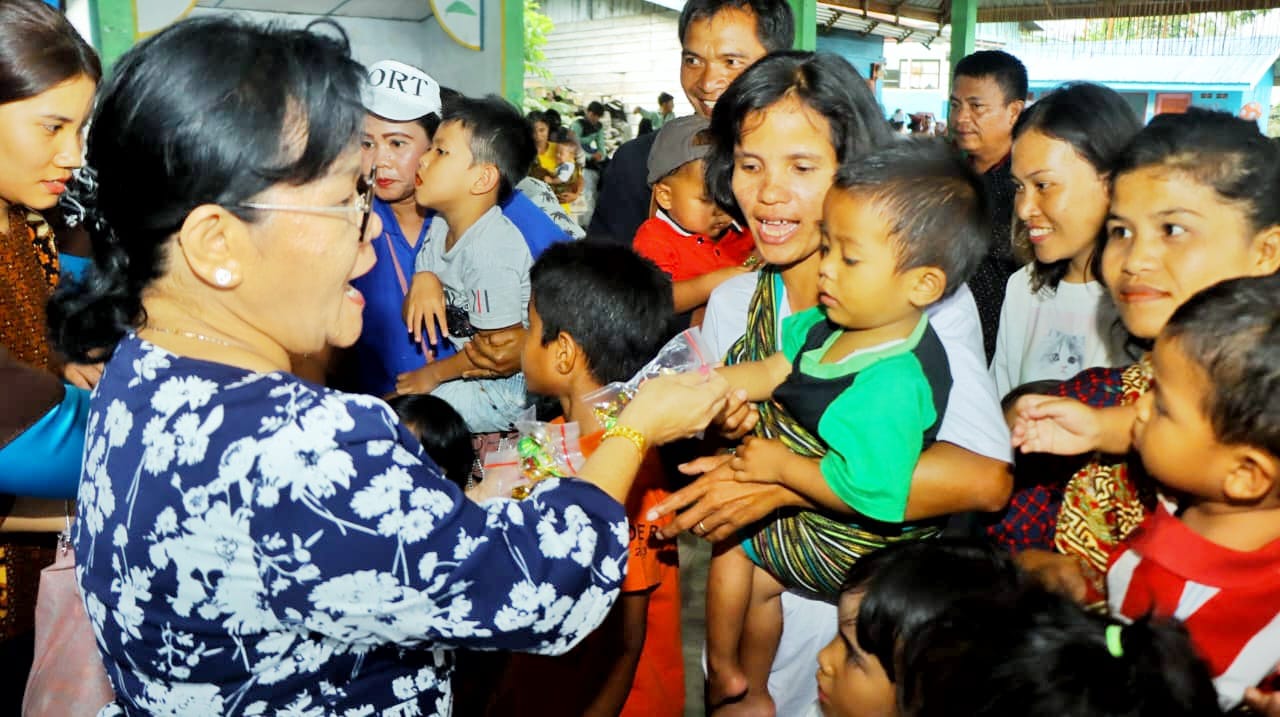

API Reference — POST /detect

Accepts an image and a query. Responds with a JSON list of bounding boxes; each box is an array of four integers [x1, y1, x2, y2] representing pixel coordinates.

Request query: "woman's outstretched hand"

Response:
[[645, 452, 804, 542], [617, 370, 731, 447]]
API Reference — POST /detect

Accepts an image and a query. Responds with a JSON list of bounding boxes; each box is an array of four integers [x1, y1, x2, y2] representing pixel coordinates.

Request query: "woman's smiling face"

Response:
[[731, 96, 838, 269], [1101, 166, 1280, 340]]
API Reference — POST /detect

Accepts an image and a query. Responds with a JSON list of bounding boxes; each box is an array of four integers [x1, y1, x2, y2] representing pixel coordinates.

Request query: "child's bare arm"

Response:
[[392, 323, 519, 395], [1011, 395, 1136, 456], [402, 271, 448, 345], [393, 350, 477, 396], [715, 352, 791, 402], [672, 266, 749, 313], [581, 591, 650, 717], [729, 436, 854, 514]]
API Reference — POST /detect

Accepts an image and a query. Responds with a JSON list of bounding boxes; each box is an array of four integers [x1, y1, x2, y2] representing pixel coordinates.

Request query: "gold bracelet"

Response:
[[601, 424, 646, 455]]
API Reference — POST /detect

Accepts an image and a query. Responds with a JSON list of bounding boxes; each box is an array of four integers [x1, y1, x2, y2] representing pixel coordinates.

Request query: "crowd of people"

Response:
[[1, 0, 1279, 715]]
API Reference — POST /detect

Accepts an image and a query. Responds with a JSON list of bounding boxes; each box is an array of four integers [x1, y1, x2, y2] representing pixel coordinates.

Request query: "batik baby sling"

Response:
[[726, 270, 938, 599]]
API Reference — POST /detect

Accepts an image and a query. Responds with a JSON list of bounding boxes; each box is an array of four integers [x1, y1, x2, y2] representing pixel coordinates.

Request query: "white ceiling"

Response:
[[195, 0, 433, 21]]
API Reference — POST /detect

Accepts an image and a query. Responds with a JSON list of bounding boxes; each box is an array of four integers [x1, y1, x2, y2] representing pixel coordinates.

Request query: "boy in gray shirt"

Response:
[[398, 96, 535, 432]]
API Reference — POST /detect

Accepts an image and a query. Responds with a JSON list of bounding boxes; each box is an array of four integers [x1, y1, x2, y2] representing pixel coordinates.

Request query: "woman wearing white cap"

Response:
[[348, 60, 570, 397]]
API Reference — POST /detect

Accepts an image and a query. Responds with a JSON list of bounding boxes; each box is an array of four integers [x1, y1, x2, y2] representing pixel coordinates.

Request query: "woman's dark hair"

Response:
[[1112, 107, 1280, 236], [841, 539, 1023, 683], [1011, 82, 1141, 292], [0, 0, 101, 106], [705, 51, 893, 223], [899, 587, 1223, 717], [387, 394, 476, 490], [48, 17, 366, 363]]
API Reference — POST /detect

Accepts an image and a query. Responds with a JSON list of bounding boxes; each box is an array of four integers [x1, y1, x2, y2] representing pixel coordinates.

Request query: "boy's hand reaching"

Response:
[[395, 365, 440, 396], [714, 388, 759, 440], [403, 271, 448, 345], [729, 436, 793, 484], [1010, 395, 1103, 456]]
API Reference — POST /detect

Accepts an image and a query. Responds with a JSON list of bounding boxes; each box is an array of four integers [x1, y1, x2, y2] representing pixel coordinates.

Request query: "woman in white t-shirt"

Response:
[[992, 82, 1142, 398]]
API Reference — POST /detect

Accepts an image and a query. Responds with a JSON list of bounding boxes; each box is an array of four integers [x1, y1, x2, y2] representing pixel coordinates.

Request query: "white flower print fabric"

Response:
[[77, 335, 628, 716]]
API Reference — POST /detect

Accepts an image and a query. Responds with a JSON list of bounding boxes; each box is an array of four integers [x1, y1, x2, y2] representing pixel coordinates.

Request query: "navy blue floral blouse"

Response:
[[77, 334, 627, 716]]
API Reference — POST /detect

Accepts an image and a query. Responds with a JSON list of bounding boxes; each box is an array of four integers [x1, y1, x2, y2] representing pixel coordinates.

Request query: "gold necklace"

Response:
[[144, 325, 236, 348]]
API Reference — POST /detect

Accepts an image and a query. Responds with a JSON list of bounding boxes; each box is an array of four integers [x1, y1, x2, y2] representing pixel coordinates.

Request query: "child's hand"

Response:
[[714, 388, 759, 440], [395, 365, 440, 396], [64, 361, 104, 390], [1245, 685, 1280, 716], [403, 272, 448, 345], [729, 436, 792, 484], [1010, 395, 1102, 456]]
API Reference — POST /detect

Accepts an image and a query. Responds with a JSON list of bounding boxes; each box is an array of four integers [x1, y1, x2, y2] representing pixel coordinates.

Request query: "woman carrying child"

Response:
[[647, 51, 1013, 714], [990, 82, 1139, 397]]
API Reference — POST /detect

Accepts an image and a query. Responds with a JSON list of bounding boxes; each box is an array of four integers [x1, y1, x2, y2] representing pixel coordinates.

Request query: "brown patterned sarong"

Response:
[[1053, 356, 1157, 604], [0, 206, 63, 641]]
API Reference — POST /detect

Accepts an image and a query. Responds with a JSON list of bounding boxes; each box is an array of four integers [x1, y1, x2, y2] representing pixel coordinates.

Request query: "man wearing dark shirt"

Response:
[[587, 0, 795, 245], [948, 50, 1027, 361]]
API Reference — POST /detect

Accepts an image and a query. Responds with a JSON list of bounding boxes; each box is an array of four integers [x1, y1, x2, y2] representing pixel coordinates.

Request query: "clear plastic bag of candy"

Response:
[[583, 327, 716, 430], [474, 408, 588, 501]]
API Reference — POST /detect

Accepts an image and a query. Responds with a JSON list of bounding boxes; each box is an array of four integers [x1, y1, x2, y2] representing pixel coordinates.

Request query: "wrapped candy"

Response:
[[584, 327, 716, 430], [473, 409, 586, 501]]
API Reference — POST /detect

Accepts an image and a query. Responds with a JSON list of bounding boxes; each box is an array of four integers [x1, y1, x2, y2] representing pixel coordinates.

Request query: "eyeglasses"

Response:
[[239, 167, 377, 241]]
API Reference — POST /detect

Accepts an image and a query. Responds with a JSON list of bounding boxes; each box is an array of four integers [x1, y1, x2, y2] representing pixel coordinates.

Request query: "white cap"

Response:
[[362, 60, 442, 122]]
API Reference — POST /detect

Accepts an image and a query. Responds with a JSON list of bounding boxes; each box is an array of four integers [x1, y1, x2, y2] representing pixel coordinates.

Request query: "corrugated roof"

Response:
[[817, 3, 951, 45], [1020, 37, 1280, 85], [820, 0, 1280, 27]]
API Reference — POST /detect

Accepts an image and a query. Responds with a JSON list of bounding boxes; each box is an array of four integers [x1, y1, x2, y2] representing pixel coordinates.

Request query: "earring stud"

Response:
[[214, 268, 232, 286]]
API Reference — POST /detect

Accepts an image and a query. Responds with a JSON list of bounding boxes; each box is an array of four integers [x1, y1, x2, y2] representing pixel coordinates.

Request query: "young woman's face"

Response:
[[816, 592, 898, 717], [1101, 166, 1280, 339], [1011, 129, 1109, 276], [533, 120, 550, 146], [0, 74, 95, 211], [361, 114, 431, 204], [731, 97, 838, 269]]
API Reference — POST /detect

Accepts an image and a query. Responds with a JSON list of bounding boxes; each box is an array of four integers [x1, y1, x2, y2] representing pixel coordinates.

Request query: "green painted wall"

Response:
[[789, 0, 816, 50], [948, 0, 977, 85], [502, 0, 524, 106], [90, 0, 136, 72]]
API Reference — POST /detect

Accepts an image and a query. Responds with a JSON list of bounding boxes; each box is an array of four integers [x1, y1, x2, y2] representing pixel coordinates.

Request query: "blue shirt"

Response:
[[79, 334, 627, 716], [349, 193, 568, 396]]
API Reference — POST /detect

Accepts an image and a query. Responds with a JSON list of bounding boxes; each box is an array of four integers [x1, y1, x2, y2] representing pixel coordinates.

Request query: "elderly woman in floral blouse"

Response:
[[48, 17, 727, 716]]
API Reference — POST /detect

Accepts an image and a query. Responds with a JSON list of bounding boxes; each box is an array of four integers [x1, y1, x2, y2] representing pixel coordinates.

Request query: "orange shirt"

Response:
[[633, 211, 755, 282], [484, 421, 684, 716], [575, 425, 684, 717]]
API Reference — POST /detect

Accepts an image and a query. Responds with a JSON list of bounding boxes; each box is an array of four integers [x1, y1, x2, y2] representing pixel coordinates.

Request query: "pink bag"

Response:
[[21, 525, 114, 717]]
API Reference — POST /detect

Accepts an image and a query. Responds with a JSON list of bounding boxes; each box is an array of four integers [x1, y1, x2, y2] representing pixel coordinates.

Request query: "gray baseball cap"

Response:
[[646, 115, 712, 185]]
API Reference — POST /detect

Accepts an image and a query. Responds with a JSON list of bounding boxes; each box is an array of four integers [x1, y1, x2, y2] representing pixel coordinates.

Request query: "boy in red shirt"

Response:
[[633, 115, 757, 326], [1103, 275, 1280, 712], [489, 242, 684, 716]]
